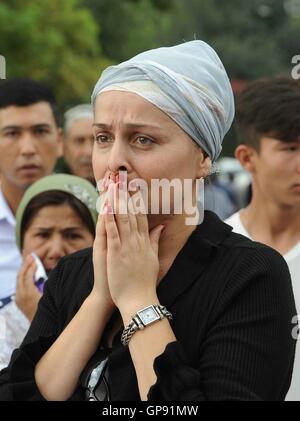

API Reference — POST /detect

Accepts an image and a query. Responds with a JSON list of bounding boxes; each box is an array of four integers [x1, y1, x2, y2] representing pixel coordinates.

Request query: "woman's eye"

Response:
[[136, 136, 154, 146], [36, 232, 49, 239], [95, 134, 110, 144], [66, 233, 82, 240]]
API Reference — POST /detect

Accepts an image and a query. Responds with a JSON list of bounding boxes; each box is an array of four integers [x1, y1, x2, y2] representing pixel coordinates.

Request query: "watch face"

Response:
[[138, 306, 160, 326]]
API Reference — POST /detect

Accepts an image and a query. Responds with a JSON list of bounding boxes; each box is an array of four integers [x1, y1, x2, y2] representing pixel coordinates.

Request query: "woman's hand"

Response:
[[15, 255, 42, 321], [104, 178, 164, 317], [91, 173, 116, 315]]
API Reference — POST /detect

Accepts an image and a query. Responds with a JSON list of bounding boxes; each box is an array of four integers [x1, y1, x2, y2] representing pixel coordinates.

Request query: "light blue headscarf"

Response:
[[91, 40, 235, 162]]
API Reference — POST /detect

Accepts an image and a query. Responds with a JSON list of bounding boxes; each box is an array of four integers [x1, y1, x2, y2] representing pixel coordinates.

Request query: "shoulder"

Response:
[[203, 211, 288, 272], [56, 246, 93, 280], [45, 248, 93, 307], [59, 247, 93, 266], [215, 232, 294, 309], [199, 212, 292, 298], [52, 247, 93, 281], [221, 228, 290, 277]]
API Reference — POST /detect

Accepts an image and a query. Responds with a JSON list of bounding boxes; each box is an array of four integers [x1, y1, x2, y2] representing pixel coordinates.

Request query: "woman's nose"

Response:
[[107, 140, 130, 174], [46, 237, 66, 266]]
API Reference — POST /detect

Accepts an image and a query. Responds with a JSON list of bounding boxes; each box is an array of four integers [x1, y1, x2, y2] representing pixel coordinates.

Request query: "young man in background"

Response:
[[226, 77, 300, 401], [0, 78, 63, 302]]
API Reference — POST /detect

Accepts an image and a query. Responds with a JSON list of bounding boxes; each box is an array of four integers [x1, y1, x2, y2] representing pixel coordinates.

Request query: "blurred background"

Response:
[[1, 0, 300, 214], [1, 0, 300, 155]]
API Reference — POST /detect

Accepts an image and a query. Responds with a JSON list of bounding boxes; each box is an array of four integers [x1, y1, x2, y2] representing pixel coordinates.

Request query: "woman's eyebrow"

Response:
[[62, 227, 82, 232], [34, 227, 52, 231], [93, 122, 162, 130], [93, 123, 112, 129], [34, 227, 82, 232]]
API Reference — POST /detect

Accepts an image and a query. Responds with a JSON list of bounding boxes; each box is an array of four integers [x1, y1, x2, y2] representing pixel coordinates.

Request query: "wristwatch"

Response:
[[121, 305, 173, 346]]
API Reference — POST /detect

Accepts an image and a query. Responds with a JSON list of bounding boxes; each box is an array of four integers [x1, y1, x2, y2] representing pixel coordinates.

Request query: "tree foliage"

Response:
[[84, 0, 173, 62], [0, 0, 111, 106], [1, 0, 299, 155], [163, 0, 300, 80]]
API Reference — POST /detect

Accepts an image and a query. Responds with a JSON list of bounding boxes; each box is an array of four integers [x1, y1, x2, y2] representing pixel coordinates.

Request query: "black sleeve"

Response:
[[148, 247, 296, 401], [0, 258, 83, 401]]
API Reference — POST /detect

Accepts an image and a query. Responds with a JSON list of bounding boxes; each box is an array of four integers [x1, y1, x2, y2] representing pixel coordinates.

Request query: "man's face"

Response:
[[0, 102, 62, 190], [63, 117, 94, 181], [253, 137, 300, 207]]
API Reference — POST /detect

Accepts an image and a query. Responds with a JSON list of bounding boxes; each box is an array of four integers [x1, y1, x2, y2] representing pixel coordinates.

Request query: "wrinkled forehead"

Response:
[[94, 90, 180, 129]]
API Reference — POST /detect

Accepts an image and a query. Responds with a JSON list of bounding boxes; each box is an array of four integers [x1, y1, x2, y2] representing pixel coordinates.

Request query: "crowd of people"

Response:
[[0, 39, 299, 401]]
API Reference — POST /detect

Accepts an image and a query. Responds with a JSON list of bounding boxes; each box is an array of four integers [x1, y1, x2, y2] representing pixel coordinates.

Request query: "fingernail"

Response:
[[119, 172, 126, 183]]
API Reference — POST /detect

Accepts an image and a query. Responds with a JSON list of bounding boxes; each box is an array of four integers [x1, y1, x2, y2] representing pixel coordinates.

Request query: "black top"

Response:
[[0, 212, 296, 401]]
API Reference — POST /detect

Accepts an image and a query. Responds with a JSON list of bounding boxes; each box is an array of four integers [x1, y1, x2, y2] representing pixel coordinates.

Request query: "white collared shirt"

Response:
[[0, 188, 22, 299]]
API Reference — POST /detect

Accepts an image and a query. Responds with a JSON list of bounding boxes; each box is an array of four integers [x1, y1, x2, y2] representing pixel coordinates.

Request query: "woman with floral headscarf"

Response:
[[0, 174, 97, 370]]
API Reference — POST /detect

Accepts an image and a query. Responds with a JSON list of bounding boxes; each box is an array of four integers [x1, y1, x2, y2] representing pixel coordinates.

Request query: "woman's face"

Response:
[[22, 204, 94, 271], [93, 91, 211, 217]]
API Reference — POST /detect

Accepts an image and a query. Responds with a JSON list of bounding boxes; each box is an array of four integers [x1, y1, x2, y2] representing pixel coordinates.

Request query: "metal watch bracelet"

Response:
[[121, 305, 173, 346]]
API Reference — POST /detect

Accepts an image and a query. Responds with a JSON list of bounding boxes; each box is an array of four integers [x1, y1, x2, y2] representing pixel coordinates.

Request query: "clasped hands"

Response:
[[91, 171, 165, 321]]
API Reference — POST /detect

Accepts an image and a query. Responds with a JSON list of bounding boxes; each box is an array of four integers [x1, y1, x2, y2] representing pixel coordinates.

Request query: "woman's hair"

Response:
[[20, 190, 95, 249]]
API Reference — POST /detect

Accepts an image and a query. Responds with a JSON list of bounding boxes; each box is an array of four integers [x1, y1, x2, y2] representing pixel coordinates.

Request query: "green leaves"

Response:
[[0, 0, 111, 107], [1, 0, 299, 141]]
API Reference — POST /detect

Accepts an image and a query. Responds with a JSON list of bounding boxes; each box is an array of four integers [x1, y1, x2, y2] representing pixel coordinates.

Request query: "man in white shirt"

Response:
[[225, 76, 300, 401], [0, 78, 63, 302]]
